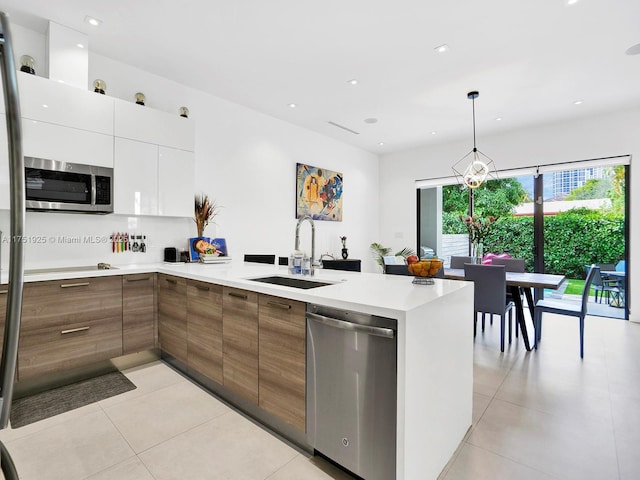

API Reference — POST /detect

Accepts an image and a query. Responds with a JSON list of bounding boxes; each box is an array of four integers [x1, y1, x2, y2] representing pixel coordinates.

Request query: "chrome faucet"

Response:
[[295, 214, 315, 276]]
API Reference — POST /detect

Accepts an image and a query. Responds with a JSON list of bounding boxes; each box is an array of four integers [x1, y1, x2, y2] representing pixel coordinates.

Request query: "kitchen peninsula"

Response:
[[1, 262, 473, 480]]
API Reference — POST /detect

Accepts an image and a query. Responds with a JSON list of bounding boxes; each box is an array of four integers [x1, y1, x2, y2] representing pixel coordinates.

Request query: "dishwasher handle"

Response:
[[306, 312, 395, 339]]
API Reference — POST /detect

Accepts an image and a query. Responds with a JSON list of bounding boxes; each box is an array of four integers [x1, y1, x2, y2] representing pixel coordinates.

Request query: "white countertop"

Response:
[[2, 261, 471, 319]]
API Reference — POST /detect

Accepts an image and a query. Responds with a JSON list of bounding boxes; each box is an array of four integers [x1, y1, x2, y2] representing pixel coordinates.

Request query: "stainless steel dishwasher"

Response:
[[306, 304, 397, 480]]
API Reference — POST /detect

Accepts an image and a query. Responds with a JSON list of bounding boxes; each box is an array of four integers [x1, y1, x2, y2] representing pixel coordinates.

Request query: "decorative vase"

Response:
[[341, 248, 348, 259], [471, 241, 484, 264]]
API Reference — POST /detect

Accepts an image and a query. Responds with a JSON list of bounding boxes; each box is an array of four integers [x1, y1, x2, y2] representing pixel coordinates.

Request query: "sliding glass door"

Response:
[[418, 160, 629, 320]]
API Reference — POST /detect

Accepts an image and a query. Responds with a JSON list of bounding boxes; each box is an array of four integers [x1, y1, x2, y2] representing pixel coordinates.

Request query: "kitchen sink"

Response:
[[249, 275, 333, 289]]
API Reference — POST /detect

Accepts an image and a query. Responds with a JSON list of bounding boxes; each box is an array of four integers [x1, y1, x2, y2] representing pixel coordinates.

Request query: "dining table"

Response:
[[444, 268, 566, 351]]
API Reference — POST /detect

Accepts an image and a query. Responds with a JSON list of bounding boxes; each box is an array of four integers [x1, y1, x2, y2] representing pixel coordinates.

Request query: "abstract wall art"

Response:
[[296, 163, 343, 221]]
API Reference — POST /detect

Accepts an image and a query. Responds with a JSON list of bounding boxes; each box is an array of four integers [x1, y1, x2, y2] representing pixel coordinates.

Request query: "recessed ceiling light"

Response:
[[431, 131, 437, 135], [84, 15, 102, 27], [434, 44, 450, 53], [347, 79, 358, 85], [495, 117, 502, 121], [378, 142, 385, 146], [364, 118, 378, 124], [42, 104, 48, 108], [288, 103, 297, 108], [626, 42, 640, 55], [574, 100, 583, 105], [76, 43, 85, 49], [566, 0, 580, 5]]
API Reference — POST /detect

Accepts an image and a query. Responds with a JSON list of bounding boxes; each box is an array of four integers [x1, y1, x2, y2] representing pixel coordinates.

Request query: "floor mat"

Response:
[[10, 371, 136, 428]]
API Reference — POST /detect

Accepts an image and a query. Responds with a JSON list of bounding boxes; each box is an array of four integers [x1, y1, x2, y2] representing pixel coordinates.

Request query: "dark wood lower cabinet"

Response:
[[123, 273, 156, 354], [258, 294, 306, 431], [222, 286, 259, 404], [0, 284, 7, 361], [158, 274, 187, 363], [187, 279, 223, 384], [19, 276, 123, 381]]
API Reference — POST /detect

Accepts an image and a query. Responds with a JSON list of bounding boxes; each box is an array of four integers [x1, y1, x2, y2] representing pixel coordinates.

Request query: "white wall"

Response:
[[380, 108, 639, 321], [89, 54, 380, 271], [1, 25, 380, 273]]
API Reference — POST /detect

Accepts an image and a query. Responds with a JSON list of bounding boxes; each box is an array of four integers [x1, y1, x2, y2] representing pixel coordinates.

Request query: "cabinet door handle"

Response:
[[126, 276, 152, 282], [267, 301, 292, 310], [60, 282, 90, 288], [61, 326, 90, 335], [165, 278, 177, 284], [0, 290, 7, 295], [228, 292, 247, 300], [195, 284, 210, 291]]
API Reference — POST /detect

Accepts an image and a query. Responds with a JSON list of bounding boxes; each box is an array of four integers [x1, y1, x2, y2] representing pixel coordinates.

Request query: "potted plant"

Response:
[[370, 242, 416, 272], [190, 194, 221, 261]]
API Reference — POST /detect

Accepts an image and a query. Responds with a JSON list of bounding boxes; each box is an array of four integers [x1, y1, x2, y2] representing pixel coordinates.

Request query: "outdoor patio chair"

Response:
[[533, 264, 598, 358], [588, 265, 619, 304], [464, 264, 514, 352]]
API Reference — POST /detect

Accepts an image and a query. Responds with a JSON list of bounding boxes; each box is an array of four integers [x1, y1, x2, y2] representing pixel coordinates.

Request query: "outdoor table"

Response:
[[601, 270, 625, 307], [444, 268, 566, 351]]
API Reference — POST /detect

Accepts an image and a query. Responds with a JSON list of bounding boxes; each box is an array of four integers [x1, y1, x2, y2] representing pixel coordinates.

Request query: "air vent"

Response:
[[328, 121, 360, 135]]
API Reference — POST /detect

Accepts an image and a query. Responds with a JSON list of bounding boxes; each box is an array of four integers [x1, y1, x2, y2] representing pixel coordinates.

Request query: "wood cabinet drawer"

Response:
[[18, 316, 123, 380], [158, 274, 187, 362], [222, 287, 258, 404], [0, 285, 7, 360], [18, 276, 123, 380], [258, 295, 306, 431], [123, 273, 156, 354], [21, 276, 123, 331], [187, 280, 223, 384]]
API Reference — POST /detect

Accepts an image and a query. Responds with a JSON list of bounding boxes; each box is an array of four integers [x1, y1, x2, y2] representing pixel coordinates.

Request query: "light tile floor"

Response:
[[0, 313, 638, 480]]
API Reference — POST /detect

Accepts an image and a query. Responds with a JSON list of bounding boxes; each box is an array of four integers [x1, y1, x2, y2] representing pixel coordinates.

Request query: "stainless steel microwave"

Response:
[[25, 157, 114, 213]]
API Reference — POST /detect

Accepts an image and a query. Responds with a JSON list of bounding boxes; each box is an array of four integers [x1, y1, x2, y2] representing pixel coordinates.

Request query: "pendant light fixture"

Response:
[[451, 91, 498, 189]]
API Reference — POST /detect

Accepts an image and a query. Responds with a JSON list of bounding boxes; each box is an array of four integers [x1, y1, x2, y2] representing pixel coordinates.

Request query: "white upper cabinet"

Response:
[[114, 138, 159, 215], [158, 146, 195, 217], [114, 100, 194, 152], [0, 73, 196, 216], [18, 72, 114, 135], [22, 119, 114, 168]]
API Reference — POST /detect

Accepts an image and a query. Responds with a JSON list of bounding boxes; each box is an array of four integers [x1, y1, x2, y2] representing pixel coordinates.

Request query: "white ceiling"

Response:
[[1, 0, 639, 155]]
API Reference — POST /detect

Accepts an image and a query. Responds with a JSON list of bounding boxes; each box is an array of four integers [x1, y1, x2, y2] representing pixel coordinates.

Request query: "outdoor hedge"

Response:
[[443, 210, 624, 279]]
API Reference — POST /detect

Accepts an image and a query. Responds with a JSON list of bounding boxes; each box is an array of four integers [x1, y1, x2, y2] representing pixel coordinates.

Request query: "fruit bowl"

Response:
[[407, 258, 443, 284]]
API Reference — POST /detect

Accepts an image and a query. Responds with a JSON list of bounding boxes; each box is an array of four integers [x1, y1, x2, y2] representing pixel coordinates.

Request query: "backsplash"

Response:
[[0, 210, 193, 271]]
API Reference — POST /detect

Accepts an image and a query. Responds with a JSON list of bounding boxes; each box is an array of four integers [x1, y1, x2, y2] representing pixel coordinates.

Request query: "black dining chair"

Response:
[[243, 254, 276, 264], [384, 264, 444, 277], [384, 264, 411, 276], [492, 257, 526, 337], [450, 256, 473, 269], [533, 265, 597, 358], [321, 260, 361, 272], [464, 264, 514, 352]]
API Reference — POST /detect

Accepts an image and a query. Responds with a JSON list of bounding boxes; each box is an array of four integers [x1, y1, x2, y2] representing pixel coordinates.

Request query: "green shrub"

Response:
[[444, 210, 624, 278]]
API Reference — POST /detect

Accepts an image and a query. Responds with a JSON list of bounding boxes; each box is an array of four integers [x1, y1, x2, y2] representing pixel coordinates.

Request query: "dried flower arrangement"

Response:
[[194, 194, 220, 237]]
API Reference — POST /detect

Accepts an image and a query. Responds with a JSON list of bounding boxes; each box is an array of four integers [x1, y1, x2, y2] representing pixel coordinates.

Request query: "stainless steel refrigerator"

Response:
[[0, 11, 25, 480]]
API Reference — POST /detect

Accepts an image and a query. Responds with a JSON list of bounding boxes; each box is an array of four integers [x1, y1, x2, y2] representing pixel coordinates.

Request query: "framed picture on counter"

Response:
[[296, 163, 343, 221], [188, 237, 228, 262]]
